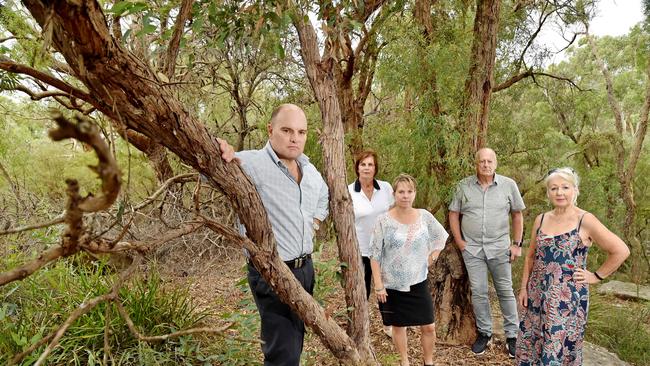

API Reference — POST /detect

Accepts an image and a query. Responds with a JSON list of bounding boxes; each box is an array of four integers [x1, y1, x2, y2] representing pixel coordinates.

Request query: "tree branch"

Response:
[[0, 58, 96, 105], [133, 173, 197, 210], [162, 0, 193, 79], [5, 84, 81, 100], [0, 215, 64, 235], [492, 69, 586, 92], [0, 245, 67, 286], [86, 222, 204, 254], [114, 302, 245, 342], [49, 113, 121, 213]]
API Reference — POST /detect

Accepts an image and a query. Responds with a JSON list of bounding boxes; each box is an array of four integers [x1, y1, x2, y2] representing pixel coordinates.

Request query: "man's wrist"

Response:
[[512, 240, 523, 247]]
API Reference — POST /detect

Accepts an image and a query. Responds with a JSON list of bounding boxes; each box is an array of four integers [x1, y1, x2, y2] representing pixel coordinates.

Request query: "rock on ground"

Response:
[[584, 341, 630, 366], [597, 280, 650, 302]]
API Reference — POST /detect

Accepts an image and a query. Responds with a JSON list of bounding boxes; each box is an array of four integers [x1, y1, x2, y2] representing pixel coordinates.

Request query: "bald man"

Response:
[[219, 104, 329, 366], [448, 148, 525, 358]]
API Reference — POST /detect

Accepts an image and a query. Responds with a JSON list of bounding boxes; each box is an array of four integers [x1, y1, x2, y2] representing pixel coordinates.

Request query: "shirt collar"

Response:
[[353, 179, 381, 192], [473, 174, 500, 185], [264, 141, 309, 167]]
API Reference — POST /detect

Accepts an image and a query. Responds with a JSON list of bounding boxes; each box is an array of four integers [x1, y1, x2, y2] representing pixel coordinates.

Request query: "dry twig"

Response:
[[0, 215, 64, 235]]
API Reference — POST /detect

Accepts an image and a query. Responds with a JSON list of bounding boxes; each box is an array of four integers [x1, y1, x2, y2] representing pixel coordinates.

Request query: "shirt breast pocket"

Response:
[[462, 193, 481, 210], [493, 192, 511, 212]]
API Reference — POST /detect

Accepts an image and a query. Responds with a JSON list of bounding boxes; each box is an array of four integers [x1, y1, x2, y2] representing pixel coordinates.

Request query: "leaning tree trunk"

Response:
[[460, 0, 500, 153], [20, 0, 365, 363], [293, 8, 377, 364]]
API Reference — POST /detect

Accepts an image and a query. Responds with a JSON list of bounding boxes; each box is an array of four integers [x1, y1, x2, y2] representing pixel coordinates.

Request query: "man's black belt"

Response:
[[284, 254, 311, 269]]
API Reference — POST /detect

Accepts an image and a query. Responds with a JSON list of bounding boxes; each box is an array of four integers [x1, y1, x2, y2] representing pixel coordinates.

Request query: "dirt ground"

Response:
[[166, 243, 514, 366]]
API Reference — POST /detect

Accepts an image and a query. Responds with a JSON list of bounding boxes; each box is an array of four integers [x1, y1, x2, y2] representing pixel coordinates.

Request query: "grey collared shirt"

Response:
[[236, 142, 329, 261], [449, 174, 525, 259]]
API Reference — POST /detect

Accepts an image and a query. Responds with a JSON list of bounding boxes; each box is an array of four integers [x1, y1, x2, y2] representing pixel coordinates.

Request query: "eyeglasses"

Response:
[[546, 167, 576, 177]]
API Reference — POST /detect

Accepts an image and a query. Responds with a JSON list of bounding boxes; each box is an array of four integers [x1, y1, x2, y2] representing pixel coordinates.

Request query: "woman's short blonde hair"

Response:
[[392, 173, 417, 192], [545, 167, 580, 204]]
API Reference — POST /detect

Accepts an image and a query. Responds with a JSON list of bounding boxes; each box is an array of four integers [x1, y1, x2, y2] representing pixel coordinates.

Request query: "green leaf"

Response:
[[107, 1, 132, 16], [275, 42, 285, 59], [138, 23, 157, 36], [107, 1, 149, 16]]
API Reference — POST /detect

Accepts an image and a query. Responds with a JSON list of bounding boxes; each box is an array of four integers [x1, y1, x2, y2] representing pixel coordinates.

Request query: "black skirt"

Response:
[[379, 279, 435, 327]]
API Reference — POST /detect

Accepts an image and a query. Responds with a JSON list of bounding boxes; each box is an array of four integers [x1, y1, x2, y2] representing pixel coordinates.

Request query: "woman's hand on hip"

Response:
[[573, 268, 600, 284]]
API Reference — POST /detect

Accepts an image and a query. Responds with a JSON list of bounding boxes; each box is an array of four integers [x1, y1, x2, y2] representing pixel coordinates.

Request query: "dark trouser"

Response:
[[362, 256, 372, 300], [247, 259, 315, 366]]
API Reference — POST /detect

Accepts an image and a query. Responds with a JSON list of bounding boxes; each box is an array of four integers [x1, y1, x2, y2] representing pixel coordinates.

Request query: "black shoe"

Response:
[[506, 337, 516, 358], [471, 333, 491, 355]]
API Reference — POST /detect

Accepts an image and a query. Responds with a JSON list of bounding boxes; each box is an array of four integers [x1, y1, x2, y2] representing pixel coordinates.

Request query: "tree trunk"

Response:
[[293, 9, 377, 364], [430, 243, 476, 344], [20, 1, 365, 363], [415, 0, 476, 344], [461, 0, 500, 152], [588, 32, 650, 283]]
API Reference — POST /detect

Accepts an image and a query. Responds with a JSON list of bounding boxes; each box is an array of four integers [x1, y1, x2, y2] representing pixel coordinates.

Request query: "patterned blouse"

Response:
[[369, 209, 449, 291]]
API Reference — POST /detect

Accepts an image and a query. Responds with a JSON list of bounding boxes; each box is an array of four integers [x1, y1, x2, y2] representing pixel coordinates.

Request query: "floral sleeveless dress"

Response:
[[515, 213, 589, 366]]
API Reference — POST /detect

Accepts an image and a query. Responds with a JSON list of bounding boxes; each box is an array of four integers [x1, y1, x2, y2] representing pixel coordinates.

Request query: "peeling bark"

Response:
[[460, 0, 500, 152], [293, 5, 376, 363], [429, 243, 476, 344]]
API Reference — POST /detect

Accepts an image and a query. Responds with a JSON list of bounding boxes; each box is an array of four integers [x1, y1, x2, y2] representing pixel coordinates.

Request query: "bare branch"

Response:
[[0, 215, 64, 235], [8, 333, 55, 366], [200, 216, 252, 250], [0, 245, 66, 287], [86, 222, 204, 254], [162, 0, 193, 79], [133, 173, 197, 211], [49, 113, 121, 213], [493, 69, 586, 92], [5, 84, 81, 100], [0, 58, 96, 105], [0, 36, 17, 43], [115, 302, 246, 342], [103, 304, 113, 365]]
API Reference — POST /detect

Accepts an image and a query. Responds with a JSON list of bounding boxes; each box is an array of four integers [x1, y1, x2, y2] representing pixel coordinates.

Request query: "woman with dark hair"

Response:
[[348, 149, 394, 336], [516, 167, 629, 365], [370, 174, 448, 366]]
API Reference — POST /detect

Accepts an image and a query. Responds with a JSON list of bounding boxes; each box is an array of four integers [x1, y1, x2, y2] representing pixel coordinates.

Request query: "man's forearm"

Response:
[[512, 211, 524, 242], [448, 212, 465, 247]]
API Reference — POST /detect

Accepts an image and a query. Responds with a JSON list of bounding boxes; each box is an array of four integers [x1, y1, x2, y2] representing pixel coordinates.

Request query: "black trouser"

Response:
[[247, 259, 315, 366], [362, 256, 373, 300]]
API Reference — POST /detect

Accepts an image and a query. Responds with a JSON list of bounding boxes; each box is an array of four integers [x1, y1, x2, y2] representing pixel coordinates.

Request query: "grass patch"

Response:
[[0, 256, 218, 365], [587, 292, 650, 365]]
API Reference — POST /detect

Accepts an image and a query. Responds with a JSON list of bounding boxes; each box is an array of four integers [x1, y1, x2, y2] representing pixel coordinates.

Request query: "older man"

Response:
[[448, 148, 525, 358], [219, 104, 329, 366]]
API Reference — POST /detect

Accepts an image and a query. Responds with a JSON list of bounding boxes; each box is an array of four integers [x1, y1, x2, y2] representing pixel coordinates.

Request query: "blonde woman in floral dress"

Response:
[[516, 168, 629, 365]]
